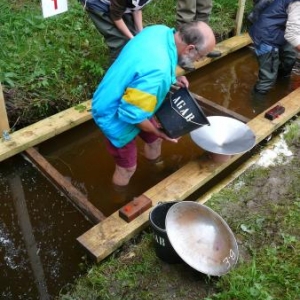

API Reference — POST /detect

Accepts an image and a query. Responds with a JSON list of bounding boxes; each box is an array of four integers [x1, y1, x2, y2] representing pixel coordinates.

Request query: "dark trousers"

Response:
[[86, 9, 137, 63], [255, 42, 296, 94]]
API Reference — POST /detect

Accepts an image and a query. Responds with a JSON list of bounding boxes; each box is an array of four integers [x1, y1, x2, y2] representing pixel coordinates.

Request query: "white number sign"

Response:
[[41, 0, 68, 18]]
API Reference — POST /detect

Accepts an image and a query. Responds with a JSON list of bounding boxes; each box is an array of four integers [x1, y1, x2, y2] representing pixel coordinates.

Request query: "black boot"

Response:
[[207, 50, 222, 58]]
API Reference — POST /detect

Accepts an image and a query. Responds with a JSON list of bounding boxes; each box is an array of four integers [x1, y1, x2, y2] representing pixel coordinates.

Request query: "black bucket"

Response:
[[149, 201, 182, 264], [155, 87, 210, 138]]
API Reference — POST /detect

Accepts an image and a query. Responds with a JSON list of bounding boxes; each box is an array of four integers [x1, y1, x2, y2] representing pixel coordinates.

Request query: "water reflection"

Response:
[[0, 156, 91, 299], [187, 47, 300, 117], [9, 175, 49, 299]]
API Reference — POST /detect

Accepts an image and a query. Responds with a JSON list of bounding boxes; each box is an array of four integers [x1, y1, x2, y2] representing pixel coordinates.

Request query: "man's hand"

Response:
[[137, 119, 179, 143], [158, 131, 179, 143], [176, 76, 189, 88]]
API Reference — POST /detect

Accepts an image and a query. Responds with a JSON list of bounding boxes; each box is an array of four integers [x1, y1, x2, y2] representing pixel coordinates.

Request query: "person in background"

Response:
[[79, 0, 153, 63], [249, 0, 300, 94], [176, 0, 221, 63], [92, 21, 216, 186]]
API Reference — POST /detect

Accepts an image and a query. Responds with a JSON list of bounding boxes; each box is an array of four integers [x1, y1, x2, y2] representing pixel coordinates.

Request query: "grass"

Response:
[[1, 0, 252, 127], [56, 119, 300, 299]]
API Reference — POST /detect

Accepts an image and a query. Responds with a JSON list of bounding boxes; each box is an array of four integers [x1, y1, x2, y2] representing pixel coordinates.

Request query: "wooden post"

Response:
[[0, 83, 10, 134], [235, 0, 246, 36]]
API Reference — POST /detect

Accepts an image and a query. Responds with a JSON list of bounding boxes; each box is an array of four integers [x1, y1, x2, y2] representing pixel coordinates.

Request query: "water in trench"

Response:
[[0, 156, 91, 299], [1, 47, 299, 299]]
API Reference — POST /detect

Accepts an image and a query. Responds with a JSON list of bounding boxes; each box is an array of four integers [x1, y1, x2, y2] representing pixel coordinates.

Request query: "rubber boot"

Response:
[[207, 50, 222, 58], [254, 50, 279, 94], [278, 43, 297, 79]]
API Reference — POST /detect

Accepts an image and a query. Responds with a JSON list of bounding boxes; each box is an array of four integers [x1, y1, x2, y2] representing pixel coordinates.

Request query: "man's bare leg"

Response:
[[144, 138, 162, 161], [112, 165, 137, 186]]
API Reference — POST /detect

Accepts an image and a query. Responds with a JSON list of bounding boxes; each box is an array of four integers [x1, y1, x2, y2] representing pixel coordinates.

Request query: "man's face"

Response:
[[177, 48, 202, 71], [177, 52, 195, 70]]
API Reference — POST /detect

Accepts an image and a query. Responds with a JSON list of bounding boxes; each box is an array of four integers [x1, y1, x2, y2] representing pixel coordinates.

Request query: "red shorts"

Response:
[[104, 119, 160, 168]]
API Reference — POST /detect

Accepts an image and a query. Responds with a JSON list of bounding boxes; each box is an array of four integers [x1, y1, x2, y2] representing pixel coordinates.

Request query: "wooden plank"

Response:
[[235, 0, 246, 36], [170, 86, 250, 123], [176, 32, 252, 76], [77, 87, 300, 261], [24, 147, 105, 224], [0, 34, 251, 163], [0, 100, 92, 162], [192, 93, 250, 123], [0, 83, 10, 133]]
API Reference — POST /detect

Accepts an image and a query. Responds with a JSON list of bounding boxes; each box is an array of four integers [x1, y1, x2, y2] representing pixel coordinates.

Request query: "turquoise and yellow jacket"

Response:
[[92, 25, 177, 147]]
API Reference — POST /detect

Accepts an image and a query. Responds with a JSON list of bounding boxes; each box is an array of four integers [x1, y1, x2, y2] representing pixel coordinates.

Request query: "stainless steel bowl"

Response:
[[165, 201, 239, 276], [190, 116, 256, 155]]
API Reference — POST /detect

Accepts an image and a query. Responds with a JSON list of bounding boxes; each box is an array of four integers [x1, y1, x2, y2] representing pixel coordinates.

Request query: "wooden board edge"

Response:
[[0, 100, 92, 162]]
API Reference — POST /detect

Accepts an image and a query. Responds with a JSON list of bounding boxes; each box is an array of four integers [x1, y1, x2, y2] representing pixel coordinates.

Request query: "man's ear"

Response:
[[185, 44, 195, 54]]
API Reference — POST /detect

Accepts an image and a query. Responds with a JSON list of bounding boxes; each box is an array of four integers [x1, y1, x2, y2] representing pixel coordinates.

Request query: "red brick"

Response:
[[119, 195, 152, 222]]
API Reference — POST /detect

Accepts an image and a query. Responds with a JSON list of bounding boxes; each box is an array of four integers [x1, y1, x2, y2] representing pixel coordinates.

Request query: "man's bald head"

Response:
[[177, 21, 216, 57]]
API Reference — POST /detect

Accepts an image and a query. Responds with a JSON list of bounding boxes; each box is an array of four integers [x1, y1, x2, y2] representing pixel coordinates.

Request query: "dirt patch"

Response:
[[4, 88, 70, 130]]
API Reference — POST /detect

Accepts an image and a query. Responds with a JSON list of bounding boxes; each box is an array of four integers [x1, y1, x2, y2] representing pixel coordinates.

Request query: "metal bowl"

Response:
[[165, 201, 239, 276], [190, 116, 256, 155]]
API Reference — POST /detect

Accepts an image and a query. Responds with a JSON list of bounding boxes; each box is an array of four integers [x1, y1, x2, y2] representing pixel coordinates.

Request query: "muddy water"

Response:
[[187, 47, 297, 118], [1, 47, 299, 299], [0, 156, 91, 299]]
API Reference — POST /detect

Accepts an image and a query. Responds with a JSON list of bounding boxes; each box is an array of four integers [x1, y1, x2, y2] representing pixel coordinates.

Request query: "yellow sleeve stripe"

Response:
[[123, 87, 157, 113]]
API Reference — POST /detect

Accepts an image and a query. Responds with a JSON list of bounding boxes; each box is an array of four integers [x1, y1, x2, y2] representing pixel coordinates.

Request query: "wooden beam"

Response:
[[0, 100, 92, 162], [194, 93, 250, 123], [235, 0, 246, 36], [170, 86, 250, 123], [0, 83, 10, 134], [176, 32, 252, 76], [77, 87, 300, 261], [24, 147, 105, 224]]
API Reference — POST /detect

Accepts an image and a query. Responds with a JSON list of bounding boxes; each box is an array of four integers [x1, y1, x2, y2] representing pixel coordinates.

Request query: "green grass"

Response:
[[1, 0, 106, 99], [283, 119, 300, 146]]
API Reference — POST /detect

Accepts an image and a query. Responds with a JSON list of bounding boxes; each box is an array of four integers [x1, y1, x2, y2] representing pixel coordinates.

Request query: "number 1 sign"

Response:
[[41, 0, 68, 18]]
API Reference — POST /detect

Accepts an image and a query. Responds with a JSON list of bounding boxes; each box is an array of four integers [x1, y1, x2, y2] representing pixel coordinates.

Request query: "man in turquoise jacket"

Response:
[[92, 21, 216, 186]]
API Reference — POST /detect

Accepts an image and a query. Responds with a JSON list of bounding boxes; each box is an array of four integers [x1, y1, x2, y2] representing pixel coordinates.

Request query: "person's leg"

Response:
[[143, 138, 162, 161], [112, 164, 137, 186], [85, 9, 136, 62], [195, 0, 213, 24], [194, 0, 222, 58], [254, 46, 280, 94], [139, 118, 162, 161], [176, 0, 196, 28], [104, 138, 137, 186], [278, 42, 297, 78]]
